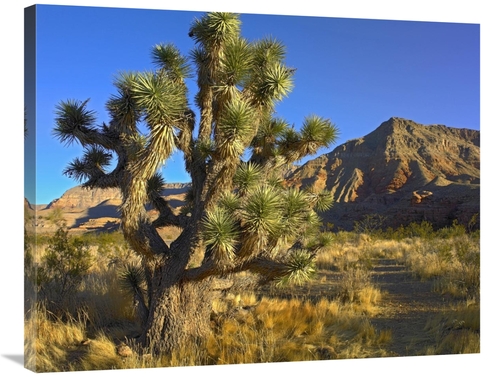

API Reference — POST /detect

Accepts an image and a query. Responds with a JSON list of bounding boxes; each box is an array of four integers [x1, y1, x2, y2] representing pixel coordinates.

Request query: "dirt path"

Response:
[[369, 259, 459, 356]]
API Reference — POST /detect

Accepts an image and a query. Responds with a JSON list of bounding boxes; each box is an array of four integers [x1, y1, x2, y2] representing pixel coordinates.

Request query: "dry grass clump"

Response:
[[315, 233, 408, 271], [400, 235, 480, 302], [314, 232, 368, 270], [206, 294, 391, 364], [25, 304, 165, 372], [364, 238, 409, 260], [77, 262, 140, 331], [336, 268, 382, 315], [25, 304, 88, 372], [75, 332, 123, 371], [423, 303, 480, 355], [313, 235, 384, 314]]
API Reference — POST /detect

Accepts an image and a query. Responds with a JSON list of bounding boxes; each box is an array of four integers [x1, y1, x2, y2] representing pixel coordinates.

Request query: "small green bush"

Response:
[[37, 226, 93, 309]]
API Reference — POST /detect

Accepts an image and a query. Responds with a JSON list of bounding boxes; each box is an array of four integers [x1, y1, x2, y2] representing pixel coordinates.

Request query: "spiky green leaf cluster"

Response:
[[63, 145, 112, 182], [118, 262, 147, 298], [217, 99, 255, 158], [189, 12, 241, 49], [146, 173, 166, 204], [241, 185, 283, 238], [277, 249, 316, 287], [106, 72, 141, 132], [298, 115, 339, 155], [218, 191, 240, 213], [234, 162, 263, 194], [53, 99, 97, 146], [306, 188, 334, 212], [130, 71, 187, 128], [280, 188, 311, 235], [252, 117, 288, 156], [151, 43, 192, 81], [219, 37, 252, 88], [252, 63, 294, 108], [201, 207, 239, 265]]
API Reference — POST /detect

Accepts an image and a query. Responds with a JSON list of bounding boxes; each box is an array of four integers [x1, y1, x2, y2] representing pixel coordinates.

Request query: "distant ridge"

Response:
[[31, 183, 191, 233], [29, 118, 479, 233], [46, 183, 191, 211]]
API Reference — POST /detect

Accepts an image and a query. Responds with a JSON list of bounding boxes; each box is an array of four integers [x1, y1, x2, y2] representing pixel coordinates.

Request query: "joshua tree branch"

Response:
[[182, 255, 288, 284], [151, 195, 190, 229]]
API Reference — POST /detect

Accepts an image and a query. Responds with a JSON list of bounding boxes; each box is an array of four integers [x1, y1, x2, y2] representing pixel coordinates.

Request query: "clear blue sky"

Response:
[[25, 4, 480, 205]]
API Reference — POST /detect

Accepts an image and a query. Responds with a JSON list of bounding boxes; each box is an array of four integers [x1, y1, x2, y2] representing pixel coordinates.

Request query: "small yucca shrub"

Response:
[[117, 261, 149, 327]]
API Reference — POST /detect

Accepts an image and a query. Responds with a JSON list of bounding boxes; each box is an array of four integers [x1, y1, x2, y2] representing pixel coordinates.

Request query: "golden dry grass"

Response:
[[315, 234, 408, 270], [424, 303, 480, 355], [25, 228, 480, 371], [25, 304, 88, 372], [205, 293, 391, 364], [399, 236, 480, 301]]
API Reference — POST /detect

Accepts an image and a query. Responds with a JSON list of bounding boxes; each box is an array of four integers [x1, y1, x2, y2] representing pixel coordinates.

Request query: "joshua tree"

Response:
[[53, 12, 339, 355]]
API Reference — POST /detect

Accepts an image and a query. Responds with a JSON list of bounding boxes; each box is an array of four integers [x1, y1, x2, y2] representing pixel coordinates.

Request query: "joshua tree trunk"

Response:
[[141, 279, 214, 355]]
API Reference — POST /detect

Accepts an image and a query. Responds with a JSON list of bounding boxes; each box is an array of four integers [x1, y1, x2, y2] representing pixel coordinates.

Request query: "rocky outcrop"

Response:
[[46, 186, 122, 211], [36, 183, 191, 233], [287, 117, 480, 230], [46, 183, 191, 211]]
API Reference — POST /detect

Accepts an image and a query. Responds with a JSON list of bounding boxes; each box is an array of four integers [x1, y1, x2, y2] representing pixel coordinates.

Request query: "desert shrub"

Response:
[[378, 217, 479, 241], [37, 226, 93, 311], [337, 268, 373, 303], [395, 221, 435, 240], [353, 214, 386, 236], [44, 207, 66, 226], [400, 234, 480, 301], [436, 220, 467, 239], [333, 230, 360, 245], [401, 239, 446, 279], [434, 236, 480, 301], [315, 231, 378, 271], [80, 230, 128, 249], [80, 230, 133, 267], [367, 239, 408, 260]]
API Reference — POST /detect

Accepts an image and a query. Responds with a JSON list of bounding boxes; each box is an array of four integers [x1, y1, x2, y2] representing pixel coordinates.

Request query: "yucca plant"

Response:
[[53, 12, 339, 356], [118, 262, 149, 327]]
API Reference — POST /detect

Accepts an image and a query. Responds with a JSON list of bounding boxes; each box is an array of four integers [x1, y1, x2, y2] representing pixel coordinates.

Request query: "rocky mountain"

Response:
[[286, 117, 479, 230]]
